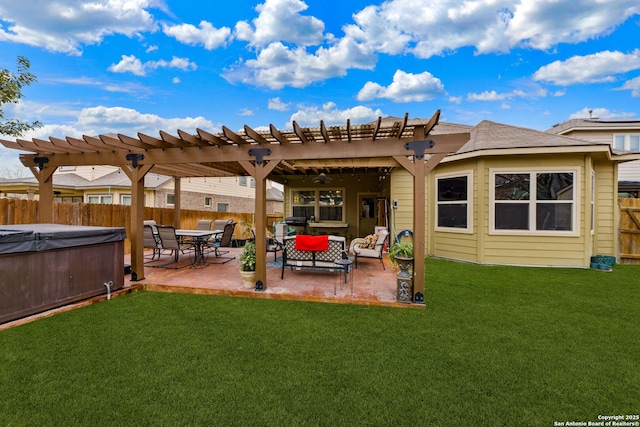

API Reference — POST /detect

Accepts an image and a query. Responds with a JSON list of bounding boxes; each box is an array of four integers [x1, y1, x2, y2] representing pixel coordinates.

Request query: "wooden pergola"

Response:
[[1, 110, 469, 303]]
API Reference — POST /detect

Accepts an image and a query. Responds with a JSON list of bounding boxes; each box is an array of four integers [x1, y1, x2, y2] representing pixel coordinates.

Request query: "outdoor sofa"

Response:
[[281, 235, 347, 278]]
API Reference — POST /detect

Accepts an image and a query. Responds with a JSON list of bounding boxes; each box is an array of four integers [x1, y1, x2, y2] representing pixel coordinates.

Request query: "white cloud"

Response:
[[239, 108, 254, 116], [288, 102, 383, 127], [162, 20, 231, 50], [235, 0, 324, 47], [225, 38, 375, 89], [618, 76, 640, 97], [343, 0, 640, 58], [172, 77, 181, 84], [0, 105, 220, 170], [569, 107, 637, 120], [356, 69, 445, 103], [467, 89, 526, 102], [533, 50, 640, 86], [0, 0, 159, 55], [268, 97, 291, 111], [448, 96, 462, 104], [108, 55, 196, 76], [73, 106, 217, 136], [108, 55, 146, 76]]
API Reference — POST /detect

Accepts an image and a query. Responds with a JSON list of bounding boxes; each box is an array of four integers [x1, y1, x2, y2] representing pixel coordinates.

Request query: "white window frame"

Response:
[[489, 168, 579, 237], [291, 188, 346, 222], [217, 203, 229, 212], [613, 133, 640, 152], [204, 197, 212, 208], [435, 171, 473, 234], [239, 176, 247, 186], [166, 193, 175, 206], [121, 194, 132, 206]]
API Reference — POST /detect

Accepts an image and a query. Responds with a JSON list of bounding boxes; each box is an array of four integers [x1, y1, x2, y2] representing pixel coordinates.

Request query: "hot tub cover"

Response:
[[0, 224, 126, 254]]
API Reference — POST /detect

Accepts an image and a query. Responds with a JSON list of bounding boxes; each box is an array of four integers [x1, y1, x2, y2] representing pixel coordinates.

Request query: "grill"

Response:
[[285, 216, 308, 233]]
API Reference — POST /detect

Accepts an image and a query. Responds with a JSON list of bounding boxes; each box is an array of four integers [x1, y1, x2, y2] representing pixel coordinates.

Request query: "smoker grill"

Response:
[[285, 216, 308, 234]]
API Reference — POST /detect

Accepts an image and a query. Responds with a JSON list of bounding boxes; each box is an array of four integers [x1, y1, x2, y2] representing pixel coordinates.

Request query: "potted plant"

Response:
[[387, 241, 414, 270], [239, 240, 256, 289], [388, 241, 414, 303]]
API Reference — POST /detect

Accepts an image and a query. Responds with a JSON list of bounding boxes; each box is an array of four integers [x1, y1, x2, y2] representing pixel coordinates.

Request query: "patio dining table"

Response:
[[175, 229, 222, 266]]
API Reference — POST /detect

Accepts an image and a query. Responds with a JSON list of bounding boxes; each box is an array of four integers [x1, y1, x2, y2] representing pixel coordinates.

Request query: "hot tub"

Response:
[[0, 224, 126, 324]]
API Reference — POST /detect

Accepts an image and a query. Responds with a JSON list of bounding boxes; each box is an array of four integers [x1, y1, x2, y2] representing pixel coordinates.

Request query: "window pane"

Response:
[[88, 196, 99, 204], [537, 204, 572, 230], [536, 173, 573, 200], [438, 176, 467, 201], [217, 203, 228, 212], [319, 190, 343, 221], [167, 194, 174, 204], [614, 135, 625, 150], [320, 206, 342, 221], [292, 190, 315, 205], [495, 174, 529, 200], [438, 204, 467, 228], [630, 135, 640, 152], [495, 203, 529, 230], [239, 176, 247, 186], [293, 206, 314, 218]]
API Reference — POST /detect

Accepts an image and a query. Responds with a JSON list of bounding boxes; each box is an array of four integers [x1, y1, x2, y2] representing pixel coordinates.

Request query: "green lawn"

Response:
[[1, 258, 638, 426]]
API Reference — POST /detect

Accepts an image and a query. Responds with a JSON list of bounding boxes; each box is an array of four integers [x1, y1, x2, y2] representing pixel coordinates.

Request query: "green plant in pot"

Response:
[[239, 240, 256, 289], [387, 241, 414, 271]]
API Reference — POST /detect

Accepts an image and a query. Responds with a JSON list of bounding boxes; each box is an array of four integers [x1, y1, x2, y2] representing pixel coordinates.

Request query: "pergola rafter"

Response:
[[0, 110, 470, 303]]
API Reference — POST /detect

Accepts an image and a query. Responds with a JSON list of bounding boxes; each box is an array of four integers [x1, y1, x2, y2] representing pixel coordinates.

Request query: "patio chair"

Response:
[[196, 219, 212, 231], [349, 229, 389, 270], [152, 225, 193, 268], [143, 224, 162, 261], [268, 225, 287, 261], [208, 222, 236, 264]]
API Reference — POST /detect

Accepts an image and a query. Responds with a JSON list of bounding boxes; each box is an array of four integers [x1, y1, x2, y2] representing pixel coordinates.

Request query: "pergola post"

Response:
[[29, 164, 56, 223], [412, 127, 427, 303], [122, 164, 153, 281], [241, 154, 278, 290], [173, 177, 181, 228]]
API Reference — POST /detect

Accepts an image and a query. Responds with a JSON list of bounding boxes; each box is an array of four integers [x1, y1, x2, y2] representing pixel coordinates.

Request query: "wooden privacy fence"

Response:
[[4, 197, 640, 262], [0, 198, 284, 254], [619, 198, 640, 265]]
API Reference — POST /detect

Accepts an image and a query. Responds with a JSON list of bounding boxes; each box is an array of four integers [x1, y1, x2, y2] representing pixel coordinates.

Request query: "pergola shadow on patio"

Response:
[[125, 248, 413, 308]]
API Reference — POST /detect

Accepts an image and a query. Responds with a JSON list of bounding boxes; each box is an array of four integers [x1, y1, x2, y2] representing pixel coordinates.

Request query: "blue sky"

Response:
[[1, 0, 639, 171]]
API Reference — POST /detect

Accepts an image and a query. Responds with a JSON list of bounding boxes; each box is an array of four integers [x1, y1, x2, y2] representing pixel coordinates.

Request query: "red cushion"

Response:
[[294, 235, 329, 251]]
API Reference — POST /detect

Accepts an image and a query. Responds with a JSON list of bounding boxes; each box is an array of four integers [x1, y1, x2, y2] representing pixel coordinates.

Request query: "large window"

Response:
[[292, 189, 344, 221], [491, 170, 576, 234], [87, 194, 112, 204], [436, 172, 472, 232]]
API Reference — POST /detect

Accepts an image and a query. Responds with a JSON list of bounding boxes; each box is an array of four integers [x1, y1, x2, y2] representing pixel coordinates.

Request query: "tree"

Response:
[[0, 56, 41, 137]]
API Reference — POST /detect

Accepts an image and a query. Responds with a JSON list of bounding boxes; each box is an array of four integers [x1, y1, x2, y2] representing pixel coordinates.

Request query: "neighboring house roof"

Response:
[[451, 120, 608, 156], [546, 118, 640, 134], [266, 186, 284, 202], [0, 171, 172, 190]]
